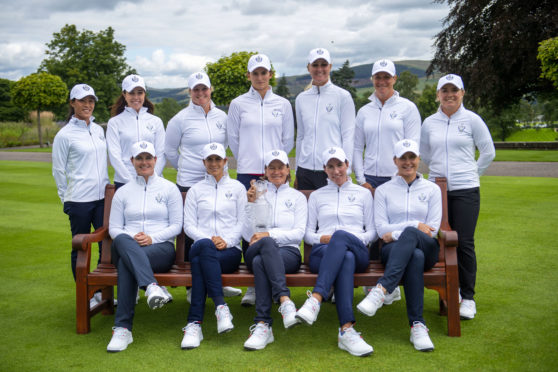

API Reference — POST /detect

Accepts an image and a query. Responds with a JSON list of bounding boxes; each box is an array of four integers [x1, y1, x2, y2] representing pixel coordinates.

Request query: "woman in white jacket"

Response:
[[241, 150, 307, 350], [107, 74, 166, 189], [52, 84, 109, 282], [357, 139, 441, 352], [420, 74, 495, 320], [106, 141, 183, 352], [295, 147, 375, 357], [180, 143, 247, 350]]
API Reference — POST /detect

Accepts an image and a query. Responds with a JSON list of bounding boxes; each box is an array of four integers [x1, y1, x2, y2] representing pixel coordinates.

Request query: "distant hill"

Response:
[[147, 87, 190, 105]]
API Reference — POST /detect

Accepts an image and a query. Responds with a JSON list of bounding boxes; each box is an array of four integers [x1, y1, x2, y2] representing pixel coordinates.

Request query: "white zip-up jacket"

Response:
[[227, 87, 294, 174], [374, 174, 441, 241], [242, 182, 308, 250], [106, 107, 166, 184], [305, 179, 376, 245], [52, 116, 109, 203], [353, 91, 421, 183], [420, 105, 495, 191], [184, 174, 247, 251], [109, 173, 183, 244], [165, 101, 227, 187], [295, 81, 355, 171]]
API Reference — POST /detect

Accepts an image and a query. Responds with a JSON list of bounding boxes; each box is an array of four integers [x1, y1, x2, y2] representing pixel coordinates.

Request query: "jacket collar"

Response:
[[437, 104, 465, 120], [69, 116, 95, 128], [392, 172, 424, 187], [135, 173, 158, 186], [326, 178, 352, 190], [188, 100, 215, 114], [310, 80, 333, 94], [204, 173, 230, 186], [249, 86, 273, 101], [124, 106, 148, 116], [267, 181, 290, 193], [369, 90, 399, 107]]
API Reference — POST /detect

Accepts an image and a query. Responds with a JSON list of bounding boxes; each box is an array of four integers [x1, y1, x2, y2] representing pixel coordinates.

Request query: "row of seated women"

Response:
[[104, 139, 440, 357]]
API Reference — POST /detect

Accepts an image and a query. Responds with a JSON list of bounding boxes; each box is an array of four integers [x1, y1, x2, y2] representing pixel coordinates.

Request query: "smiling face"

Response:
[[70, 96, 96, 123], [248, 67, 273, 95], [265, 160, 289, 187], [190, 84, 211, 107], [203, 155, 226, 180], [372, 72, 397, 103], [437, 84, 465, 116], [307, 58, 332, 86], [123, 87, 146, 112], [324, 158, 349, 187], [132, 152, 156, 179], [394, 152, 419, 182]]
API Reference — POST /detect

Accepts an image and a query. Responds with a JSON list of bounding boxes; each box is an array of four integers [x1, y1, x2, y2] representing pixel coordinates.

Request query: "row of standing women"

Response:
[[52, 47, 495, 356]]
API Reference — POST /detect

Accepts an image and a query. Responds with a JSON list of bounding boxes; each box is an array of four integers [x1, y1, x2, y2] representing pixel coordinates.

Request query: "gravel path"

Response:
[[1, 151, 557, 177]]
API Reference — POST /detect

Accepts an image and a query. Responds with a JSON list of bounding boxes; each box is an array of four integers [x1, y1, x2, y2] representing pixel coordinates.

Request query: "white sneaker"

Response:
[[107, 327, 133, 352], [241, 287, 256, 306], [278, 300, 300, 329], [295, 291, 321, 326], [357, 284, 385, 316], [244, 323, 274, 350], [338, 326, 374, 357], [384, 286, 402, 305], [460, 299, 476, 320], [215, 304, 234, 333], [161, 286, 173, 302], [410, 321, 434, 351], [186, 288, 192, 304], [223, 286, 242, 297], [145, 283, 170, 310], [181, 322, 203, 349], [90, 292, 102, 309]]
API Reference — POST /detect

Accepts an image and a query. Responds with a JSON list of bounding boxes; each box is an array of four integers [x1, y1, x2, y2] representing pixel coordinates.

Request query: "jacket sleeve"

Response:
[[419, 119, 432, 168], [404, 102, 422, 145], [153, 117, 167, 176], [52, 131, 68, 203], [221, 185, 247, 249], [353, 110, 366, 184], [108, 190, 128, 239], [106, 118, 134, 183], [304, 193, 321, 245], [164, 114, 181, 169], [425, 184, 442, 237], [340, 92, 356, 171], [183, 187, 210, 241], [472, 114, 495, 176], [242, 202, 255, 242], [374, 186, 420, 241], [150, 184, 183, 244], [226, 101, 241, 159], [351, 191, 376, 245], [268, 192, 307, 247], [281, 100, 295, 155], [295, 96, 303, 170]]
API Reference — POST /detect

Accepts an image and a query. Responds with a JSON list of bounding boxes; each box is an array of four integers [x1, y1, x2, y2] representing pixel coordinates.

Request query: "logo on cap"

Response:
[[132, 76, 139, 82], [210, 143, 217, 150], [328, 148, 336, 154], [82, 85, 90, 91], [272, 150, 280, 156], [255, 55, 263, 62], [140, 142, 147, 149], [196, 73, 203, 79], [403, 141, 411, 148], [380, 60, 387, 67], [446, 75, 454, 81], [317, 49, 324, 55]]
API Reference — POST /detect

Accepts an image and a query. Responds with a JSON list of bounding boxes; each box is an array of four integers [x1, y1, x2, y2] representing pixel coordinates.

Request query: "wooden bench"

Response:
[[73, 177, 460, 336]]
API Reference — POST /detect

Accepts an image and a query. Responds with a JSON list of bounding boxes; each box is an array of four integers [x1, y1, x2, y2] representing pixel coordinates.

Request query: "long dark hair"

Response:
[[110, 93, 155, 117], [65, 99, 75, 122]]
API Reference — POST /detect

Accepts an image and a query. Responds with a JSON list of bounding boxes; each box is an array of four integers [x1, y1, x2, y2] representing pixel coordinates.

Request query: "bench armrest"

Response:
[[438, 229, 458, 247], [72, 227, 109, 252]]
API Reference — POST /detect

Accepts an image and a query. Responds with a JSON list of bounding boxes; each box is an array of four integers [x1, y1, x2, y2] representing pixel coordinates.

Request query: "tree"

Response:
[[394, 71, 419, 101], [354, 89, 373, 111], [11, 73, 68, 147], [331, 60, 356, 99], [275, 74, 290, 99], [415, 84, 438, 120], [538, 37, 558, 89], [428, 0, 558, 113], [0, 78, 26, 122], [154, 98, 184, 127], [205, 51, 276, 107], [39, 24, 135, 122]]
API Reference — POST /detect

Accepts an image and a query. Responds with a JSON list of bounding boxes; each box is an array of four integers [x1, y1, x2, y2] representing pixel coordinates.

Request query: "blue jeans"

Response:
[[111, 234, 175, 330], [378, 227, 439, 326], [187, 239, 242, 323], [244, 237, 301, 325], [364, 175, 391, 188], [309, 230, 370, 326]]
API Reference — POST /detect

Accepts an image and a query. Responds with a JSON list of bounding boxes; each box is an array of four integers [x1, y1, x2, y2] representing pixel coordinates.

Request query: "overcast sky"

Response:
[[0, 0, 449, 88]]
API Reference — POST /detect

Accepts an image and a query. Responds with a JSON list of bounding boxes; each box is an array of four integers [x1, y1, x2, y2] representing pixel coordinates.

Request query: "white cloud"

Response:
[[0, 42, 44, 78]]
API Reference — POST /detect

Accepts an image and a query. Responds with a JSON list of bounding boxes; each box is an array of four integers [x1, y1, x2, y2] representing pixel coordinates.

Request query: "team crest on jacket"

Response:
[[418, 193, 427, 202], [216, 121, 223, 129], [146, 123, 154, 132], [390, 111, 397, 119], [99, 134, 105, 141], [326, 103, 334, 113], [348, 194, 356, 202], [284, 199, 293, 209], [272, 109, 282, 118], [225, 191, 233, 199], [155, 193, 164, 204], [458, 123, 466, 133]]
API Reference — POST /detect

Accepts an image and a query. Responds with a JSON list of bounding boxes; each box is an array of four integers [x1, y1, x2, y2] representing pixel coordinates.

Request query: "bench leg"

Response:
[[446, 280, 461, 337], [101, 286, 115, 315], [76, 279, 90, 334]]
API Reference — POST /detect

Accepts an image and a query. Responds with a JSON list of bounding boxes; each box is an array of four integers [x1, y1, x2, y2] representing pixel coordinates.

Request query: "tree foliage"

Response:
[[428, 0, 558, 113], [275, 74, 290, 99], [0, 78, 26, 121], [154, 98, 184, 127], [39, 24, 135, 122], [205, 51, 276, 107], [394, 71, 419, 101], [11, 72, 68, 146], [415, 84, 438, 120], [538, 37, 558, 89], [331, 60, 357, 99]]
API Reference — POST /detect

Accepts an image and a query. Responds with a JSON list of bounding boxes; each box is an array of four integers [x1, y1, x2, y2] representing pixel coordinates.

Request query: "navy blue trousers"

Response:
[[295, 167, 328, 191], [364, 174, 391, 188]]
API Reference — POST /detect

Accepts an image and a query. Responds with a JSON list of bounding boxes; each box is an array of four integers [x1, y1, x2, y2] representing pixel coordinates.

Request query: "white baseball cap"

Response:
[[394, 139, 420, 158], [70, 84, 98, 101], [372, 59, 396, 77], [247, 54, 271, 72], [188, 72, 211, 89], [131, 141, 156, 158], [122, 74, 146, 93], [322, 146, 347, 166], [437, 74, 464, 91], [264, 149, 289, 167], [308, 48, 331, 64], [202, 142, 226, 159]]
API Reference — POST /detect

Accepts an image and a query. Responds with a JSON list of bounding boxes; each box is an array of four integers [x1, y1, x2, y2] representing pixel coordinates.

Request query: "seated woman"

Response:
[[107, 141, 183, 352], [242, 150, 307, 351], [295, 147, 376, 357], [181, 143, 247, 349], [357, 139, 441, 352]]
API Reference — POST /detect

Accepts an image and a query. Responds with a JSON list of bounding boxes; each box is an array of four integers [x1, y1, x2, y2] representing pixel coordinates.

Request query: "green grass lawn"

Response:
[[505, 128, 557, 142], [1, 161, 557, 371]]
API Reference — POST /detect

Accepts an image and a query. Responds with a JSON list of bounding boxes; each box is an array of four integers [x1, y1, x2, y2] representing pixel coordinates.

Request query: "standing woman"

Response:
[[106, 141, 183, 352], [295, 48, 356, 190], [242, 150, 307, 351], [52, 84, 109, 286], [420, 74, 495, 320], [181, 143, 247, 350], [357, 139, 441, 352], [295, 147, 376, 357], [107, 74, 166, 189]]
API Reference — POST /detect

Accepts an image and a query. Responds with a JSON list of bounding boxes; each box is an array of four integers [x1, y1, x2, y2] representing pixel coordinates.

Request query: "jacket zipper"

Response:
[[375, 106, 383, 176], [312, 87, 320, 170]]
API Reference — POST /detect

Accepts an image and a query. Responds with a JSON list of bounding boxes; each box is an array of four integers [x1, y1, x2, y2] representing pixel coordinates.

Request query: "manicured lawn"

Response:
[[1, 161, 557, 371], [506, 128, 557, 142], [493, 149, 558, 162]]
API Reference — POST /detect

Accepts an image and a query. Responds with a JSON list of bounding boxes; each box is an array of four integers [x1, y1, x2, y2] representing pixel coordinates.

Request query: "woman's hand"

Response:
[[417, 223, 436, 237], [250, 232, 270, 245], [247, 179, 258, 202], [134, 232, 152, 246], [382, 232, 393, 243], [360, 182, 374, 192], [211, 236, 227, 250], [320, 235, 332, 244]]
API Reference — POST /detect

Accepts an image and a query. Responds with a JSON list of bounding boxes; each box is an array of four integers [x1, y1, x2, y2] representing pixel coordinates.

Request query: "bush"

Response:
[[0, 118, 60, 148]]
